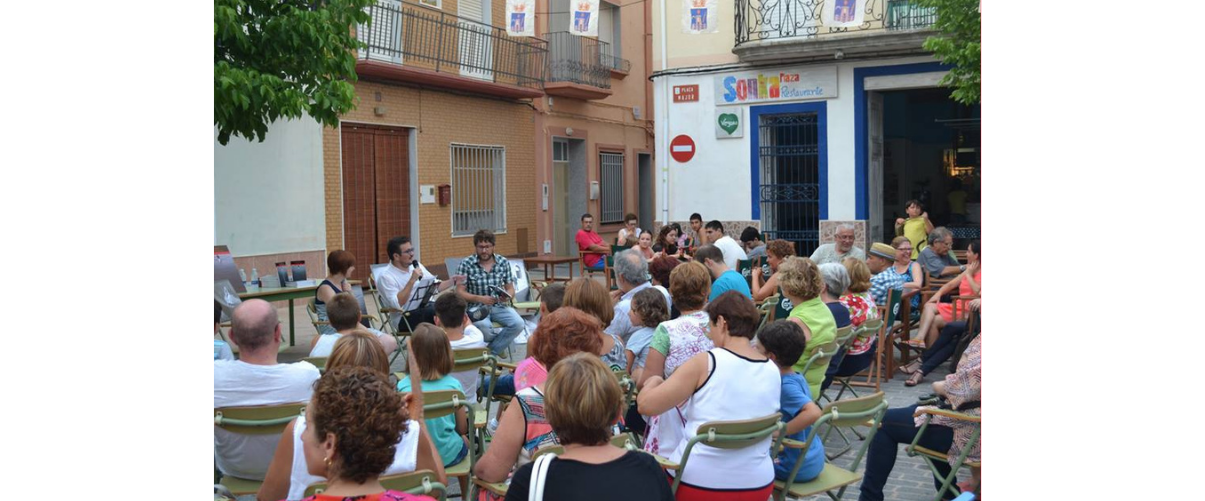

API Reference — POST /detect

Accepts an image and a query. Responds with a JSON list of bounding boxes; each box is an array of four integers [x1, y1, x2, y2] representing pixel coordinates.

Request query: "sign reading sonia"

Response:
[[715, 66, 838, 106]]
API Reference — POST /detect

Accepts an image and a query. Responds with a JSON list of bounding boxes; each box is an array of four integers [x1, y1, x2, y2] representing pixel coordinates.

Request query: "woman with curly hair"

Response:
[[474, 307, 605, 491], [297, 365, 442, 501], [778, 256, 837, 398], [750, 239, 796, 301], [257, 333, 445, 501]]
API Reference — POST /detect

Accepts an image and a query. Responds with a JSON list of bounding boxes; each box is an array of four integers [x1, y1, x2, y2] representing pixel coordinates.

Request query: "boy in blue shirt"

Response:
[[757, 320, 825, 482], [695, 245, 752, 301]]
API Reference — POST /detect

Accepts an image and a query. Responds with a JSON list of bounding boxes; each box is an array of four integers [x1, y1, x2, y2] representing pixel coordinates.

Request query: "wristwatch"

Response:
[[959, 265, 966, 272]]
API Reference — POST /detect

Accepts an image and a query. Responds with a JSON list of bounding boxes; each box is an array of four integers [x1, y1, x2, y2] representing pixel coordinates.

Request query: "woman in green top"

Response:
[[776, 256, 837, 398]]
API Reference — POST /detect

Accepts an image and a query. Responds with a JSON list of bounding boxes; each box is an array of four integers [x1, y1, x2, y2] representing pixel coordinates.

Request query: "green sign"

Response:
[[715, 109, 743, 138]]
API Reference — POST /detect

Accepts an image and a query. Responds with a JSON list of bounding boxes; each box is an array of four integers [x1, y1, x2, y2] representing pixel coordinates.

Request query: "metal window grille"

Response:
[[451, 144, 507, 236], [600, 152, 624, 224], [758, 113, 821, 257]]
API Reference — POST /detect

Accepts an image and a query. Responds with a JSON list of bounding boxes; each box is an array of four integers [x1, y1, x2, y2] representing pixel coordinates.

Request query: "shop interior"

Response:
[[879, 87, 981, 246]]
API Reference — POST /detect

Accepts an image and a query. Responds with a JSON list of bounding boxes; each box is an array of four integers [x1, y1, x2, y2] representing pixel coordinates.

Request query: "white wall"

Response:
[[214, 117, 326, 256], [657, 56, 939, 223]]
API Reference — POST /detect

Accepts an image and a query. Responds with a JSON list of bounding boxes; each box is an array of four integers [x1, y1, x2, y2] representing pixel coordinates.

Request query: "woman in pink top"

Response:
[[912, 241, 981, 350]]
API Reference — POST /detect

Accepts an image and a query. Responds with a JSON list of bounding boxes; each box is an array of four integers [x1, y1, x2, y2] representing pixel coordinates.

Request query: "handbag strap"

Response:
[[528, 452, 558, 501]]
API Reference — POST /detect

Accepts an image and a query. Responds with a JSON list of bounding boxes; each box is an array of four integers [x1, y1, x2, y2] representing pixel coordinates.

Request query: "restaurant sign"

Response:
[[714, 66, 838, 106]]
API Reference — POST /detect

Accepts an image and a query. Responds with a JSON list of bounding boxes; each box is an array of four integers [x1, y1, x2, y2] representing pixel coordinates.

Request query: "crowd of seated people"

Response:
[[216, 219, 980, 501]]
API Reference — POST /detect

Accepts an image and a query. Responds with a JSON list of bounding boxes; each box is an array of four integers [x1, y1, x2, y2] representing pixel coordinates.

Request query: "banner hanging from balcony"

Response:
[[570, 0, 599, 37], [506, 0, 535, 37], [682, 0, 718, 34], [821, 0, 867, 28]]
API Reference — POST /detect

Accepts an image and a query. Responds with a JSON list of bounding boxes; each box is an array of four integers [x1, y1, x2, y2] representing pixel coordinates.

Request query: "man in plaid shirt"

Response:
[[456, 229, 525, 356]]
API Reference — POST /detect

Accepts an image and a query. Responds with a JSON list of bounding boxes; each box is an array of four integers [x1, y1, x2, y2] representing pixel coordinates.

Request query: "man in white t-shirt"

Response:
[[616, 213, 643, 246], [703, 220, 748, 269], [377, 236, 464, 332], [309, 293, 398, 358], [214, 299, 320, 481], [433, 293, 487, 398]]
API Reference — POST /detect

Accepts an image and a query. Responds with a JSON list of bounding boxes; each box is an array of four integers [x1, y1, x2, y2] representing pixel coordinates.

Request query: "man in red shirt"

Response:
[[575, 213, 609, 271]]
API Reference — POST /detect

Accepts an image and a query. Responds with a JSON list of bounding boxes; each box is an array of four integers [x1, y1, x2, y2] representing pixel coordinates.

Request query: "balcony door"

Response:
[[458, 0, 495, 81], [361, 0, 403, 64]]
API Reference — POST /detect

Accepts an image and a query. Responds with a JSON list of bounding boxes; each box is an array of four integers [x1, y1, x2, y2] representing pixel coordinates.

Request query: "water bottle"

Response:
[[239, 268, 248, 286], [251, 268, 260, 287]]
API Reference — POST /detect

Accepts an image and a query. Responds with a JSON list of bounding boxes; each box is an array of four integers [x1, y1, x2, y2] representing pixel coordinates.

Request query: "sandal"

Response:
[[905, 371, 924, 387], [897, 360, 922, 375]]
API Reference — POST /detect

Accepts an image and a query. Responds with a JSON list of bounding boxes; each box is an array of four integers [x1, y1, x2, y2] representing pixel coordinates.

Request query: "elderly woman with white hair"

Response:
[[817, 263, 855, 393]]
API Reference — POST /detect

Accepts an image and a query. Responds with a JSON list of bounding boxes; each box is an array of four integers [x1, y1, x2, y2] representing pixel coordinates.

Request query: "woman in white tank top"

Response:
[[637, 291, 781, 501]]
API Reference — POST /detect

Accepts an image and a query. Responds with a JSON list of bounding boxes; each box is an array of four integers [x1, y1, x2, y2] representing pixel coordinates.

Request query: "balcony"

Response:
[[543, 32, 631, 100], [356, 1, 548, 99], [734, 0, 937, 63]]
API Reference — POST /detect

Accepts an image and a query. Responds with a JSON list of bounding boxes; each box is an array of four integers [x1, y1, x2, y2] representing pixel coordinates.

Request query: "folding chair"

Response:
[[908, 407, 981, 501], [305, 469, 448, 501], [799, 341, 841, 376], [302, 356, 327, 373], [451, 347, 498, 448], [579, 251, 607, 283], [213, 402, 307, 496], [306, 298, 331, 335], [422, 389, 476, 498], [672, 413, 785, 494], [772, 391, 889, 501], [609, 432, 679, 470], [471, 445, 564, 499], [756, 293, 781, 333], [736, 258, 754, 287], [825, 319, 883, 403]]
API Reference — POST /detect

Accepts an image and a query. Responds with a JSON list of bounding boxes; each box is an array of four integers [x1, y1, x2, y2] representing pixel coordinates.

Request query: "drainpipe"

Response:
[[660, 0, 669, 225]]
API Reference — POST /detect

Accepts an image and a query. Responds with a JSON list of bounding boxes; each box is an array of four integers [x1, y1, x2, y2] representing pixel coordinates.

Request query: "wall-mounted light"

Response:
[[374, 106, 386, 117], [566, 127, 574, 136]]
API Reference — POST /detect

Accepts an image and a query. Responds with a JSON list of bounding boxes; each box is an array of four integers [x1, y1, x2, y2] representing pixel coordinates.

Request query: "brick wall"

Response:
[[324, 80, 536, 269]]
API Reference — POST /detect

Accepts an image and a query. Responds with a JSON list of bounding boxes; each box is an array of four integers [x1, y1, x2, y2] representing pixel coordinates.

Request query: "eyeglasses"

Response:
[[896, 247, 912, 252], [402, 248, 416, 254]]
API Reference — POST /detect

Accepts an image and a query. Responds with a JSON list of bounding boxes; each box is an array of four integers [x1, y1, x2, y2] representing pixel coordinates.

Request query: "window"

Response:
[[416, 0, 440, 9], [451, 144, 506, 236], [599, 151, 624, 224]]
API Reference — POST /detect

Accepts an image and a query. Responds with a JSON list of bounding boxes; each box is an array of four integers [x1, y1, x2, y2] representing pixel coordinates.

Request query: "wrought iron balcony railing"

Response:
[[544, 32, 629, 89], [358, 1, 548, 89], [735, 0, 936, 46]]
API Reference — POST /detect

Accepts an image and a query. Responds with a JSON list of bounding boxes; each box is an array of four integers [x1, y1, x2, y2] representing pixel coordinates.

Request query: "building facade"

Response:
[[216, 0, 653, 279], [651, 0, 980, 256]]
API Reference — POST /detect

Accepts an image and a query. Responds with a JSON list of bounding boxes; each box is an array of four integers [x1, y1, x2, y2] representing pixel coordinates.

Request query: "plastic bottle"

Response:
[[239, 268, 248, 284], [250, 268, 260, 287]]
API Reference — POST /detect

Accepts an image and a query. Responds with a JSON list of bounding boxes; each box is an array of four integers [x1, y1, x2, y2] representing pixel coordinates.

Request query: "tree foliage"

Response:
[[215, 0, 374, 144], [917, 0, 980, 104]]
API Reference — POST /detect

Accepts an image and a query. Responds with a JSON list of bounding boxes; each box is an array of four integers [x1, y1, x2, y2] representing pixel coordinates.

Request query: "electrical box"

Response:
[[420, 185, 436, 204], [589, 181, 599, 200], [542, 184, 549, 211], [438, 184, 451, 206]]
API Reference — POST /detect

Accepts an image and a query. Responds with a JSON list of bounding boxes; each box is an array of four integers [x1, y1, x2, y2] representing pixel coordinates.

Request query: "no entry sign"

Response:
[[670, 135, 696, 163]]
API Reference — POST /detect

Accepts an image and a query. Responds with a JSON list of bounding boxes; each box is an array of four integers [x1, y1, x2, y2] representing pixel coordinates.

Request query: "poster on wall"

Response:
[[682, 0, 718, 34], [506, 0, 534, 36], [715, 108, 744, 139], [822, 0, 867, 28], [570, 0, 600, 37]]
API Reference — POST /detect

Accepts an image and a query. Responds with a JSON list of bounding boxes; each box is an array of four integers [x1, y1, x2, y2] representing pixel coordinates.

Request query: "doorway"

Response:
[[870, 87, 981, 244], [755, 110, 823, 257], [340, 123, 411, 281], [638, 153, 654, 232], [551, 137, 587, 256]]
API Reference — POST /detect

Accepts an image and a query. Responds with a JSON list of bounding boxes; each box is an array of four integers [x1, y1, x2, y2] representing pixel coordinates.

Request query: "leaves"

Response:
[[916, 0, 980, 104], [215, 0, 374, 144]]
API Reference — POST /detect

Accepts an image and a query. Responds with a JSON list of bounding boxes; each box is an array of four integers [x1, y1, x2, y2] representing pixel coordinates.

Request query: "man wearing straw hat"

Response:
[[866, 242, 907, 306]]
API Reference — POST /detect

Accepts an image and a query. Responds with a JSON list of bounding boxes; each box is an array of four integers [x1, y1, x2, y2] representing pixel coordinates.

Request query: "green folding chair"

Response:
[[367, 273, 410, 365], [471, 445, 564, 499], [736, 258, 754, 287], [756, 293, 781, 333], [302, 356, 327, 373], [672, 413, 785, 494], [772, 392, 889, 501], [422, 389, 476, 498], [908, 407, 981, 501], [450, 347, 497, 448], [305, 469, 448, 501], [823, 319, 883, 404], [213, 402, 307, 496]]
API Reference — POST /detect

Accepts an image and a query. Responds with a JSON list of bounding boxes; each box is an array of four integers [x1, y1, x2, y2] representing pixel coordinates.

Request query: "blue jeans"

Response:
[[858, 406, 955, 501], [584, 259, 605, 271], [472, 304, 526, 356], [921, 321, 967, 376], [480, 374, 515, 399]]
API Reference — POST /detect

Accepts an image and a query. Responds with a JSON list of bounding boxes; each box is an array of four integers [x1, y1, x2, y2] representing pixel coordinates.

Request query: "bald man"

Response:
[[214, 299, 320, 481]]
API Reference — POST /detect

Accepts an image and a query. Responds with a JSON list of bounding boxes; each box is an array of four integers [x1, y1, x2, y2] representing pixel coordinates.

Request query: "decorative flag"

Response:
[[506, 0, 534, 37], [570, 0, 599, 37], [682, 0, 717, 34], [822, 0, 866, 28]]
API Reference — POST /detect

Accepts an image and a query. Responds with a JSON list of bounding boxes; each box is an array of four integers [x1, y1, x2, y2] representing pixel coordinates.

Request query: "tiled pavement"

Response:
[[259, 263, 966, 501]]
